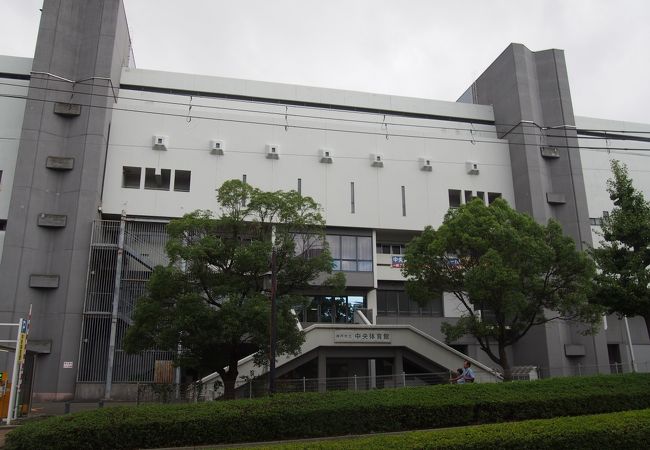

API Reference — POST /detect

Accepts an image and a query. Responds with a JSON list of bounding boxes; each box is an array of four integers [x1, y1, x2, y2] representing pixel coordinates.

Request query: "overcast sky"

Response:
[[2, 0, 649, 124]]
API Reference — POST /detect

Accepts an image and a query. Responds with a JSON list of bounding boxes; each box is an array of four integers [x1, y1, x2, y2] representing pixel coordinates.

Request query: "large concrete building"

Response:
[[1, 0, 649, 402]]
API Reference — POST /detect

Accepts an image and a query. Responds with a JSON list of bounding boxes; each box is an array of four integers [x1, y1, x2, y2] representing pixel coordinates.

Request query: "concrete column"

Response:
[[0, 0, 132, 401], [394, 349, 403, 382], [369, 359, 376, 389], [317, 350, 327, 393]]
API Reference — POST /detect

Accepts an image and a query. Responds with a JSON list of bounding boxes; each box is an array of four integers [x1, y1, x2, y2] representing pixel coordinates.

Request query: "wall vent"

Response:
[[319, 149, 333, 163], [210, 140, 224, 155], [466, 161, 480, 175], [266, 144, 280, 159], [371, 153, 384, 167], [419, 157, 433, 172], [152, 135, 169, 150]]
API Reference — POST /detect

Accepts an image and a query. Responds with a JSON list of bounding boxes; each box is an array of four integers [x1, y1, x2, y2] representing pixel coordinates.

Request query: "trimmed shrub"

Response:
[[6, 373, 650, 450], [261, 408, 650, 449]]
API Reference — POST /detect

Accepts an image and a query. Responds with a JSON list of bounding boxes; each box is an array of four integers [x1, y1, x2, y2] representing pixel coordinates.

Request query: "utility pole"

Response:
[[269, 248, 277, 395]]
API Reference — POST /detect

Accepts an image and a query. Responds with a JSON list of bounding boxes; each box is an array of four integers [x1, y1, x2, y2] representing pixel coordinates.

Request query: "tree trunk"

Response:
[[221, 366, 238, 400], [499, 344, 513, 382]]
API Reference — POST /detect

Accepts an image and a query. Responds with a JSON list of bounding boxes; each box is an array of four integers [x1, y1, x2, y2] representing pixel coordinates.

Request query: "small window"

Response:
[[477, 191, 485, 202], [464, 190, 473, 203], [0, 169, 3, 184], [144, 168, 171, 191], [174, 170, 191, 192], [487, 192, 502, 204], [0, 219, 7, 231], [448, 189, 461, 208], [122, 166, 141, 189]]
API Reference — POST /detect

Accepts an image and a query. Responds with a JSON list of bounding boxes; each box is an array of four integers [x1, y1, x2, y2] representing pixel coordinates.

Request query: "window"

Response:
[[0, 169, 3, 184], [0, 219, 7, 231], [476, 191, 485, 202], [589, 217, 603, 226], [377, 289, 442, 317], [173, 170, 191, 192], [350, 182, 355, 214], [144, 168, 171, 191], [122, 166, 141, 189], [487, 192, 502, 204], [464, 190, 473, 203], [448, 189, 461, 208], [294, 295, 367, 324], [401, 186, 406, 216], [327, 234, 372, 272], [376, 243, 406, 255]]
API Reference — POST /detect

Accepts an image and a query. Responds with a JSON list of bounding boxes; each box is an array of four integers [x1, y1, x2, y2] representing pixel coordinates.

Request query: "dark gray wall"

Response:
[[0, 0, 131, 400], [465, 44, 591, 247], [462, 44, 608, 374]]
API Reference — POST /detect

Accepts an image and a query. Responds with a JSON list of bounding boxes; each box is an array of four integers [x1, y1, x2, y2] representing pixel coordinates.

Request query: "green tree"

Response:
[[124, 180, 341, 399], [591, 160, 650, 340], [403, 198, 600, 380]]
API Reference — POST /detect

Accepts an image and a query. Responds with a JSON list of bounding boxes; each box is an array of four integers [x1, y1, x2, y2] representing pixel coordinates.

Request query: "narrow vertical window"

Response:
[[464, 190, 473, 204], [242, 174, 247, 206], [122, 166, 141, 189], [350, 182, 355, 214], [488, 192, 502, 204], [401, 186, 406, 216], [173, 170, 191, 192], [297, 178, 302, 195], [448, 189, 461, 208]]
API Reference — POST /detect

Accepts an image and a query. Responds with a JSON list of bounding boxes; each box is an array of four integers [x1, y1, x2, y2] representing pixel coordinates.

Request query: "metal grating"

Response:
[[77, 220, 173, 384]]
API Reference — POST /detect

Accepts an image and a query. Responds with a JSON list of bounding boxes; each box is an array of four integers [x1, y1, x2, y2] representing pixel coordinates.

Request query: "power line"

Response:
[[0, 91, 648, 153], [3, 77, 650, 141]]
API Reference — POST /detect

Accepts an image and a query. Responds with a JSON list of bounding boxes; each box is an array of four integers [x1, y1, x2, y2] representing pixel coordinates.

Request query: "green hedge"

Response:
[[260, 408, 650, 449], [6, 374, 650, 450]]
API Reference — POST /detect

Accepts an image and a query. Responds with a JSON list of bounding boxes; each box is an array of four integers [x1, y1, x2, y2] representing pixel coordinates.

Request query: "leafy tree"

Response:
[[591, 160, 650, 340], [124, 180, 342, 399], [403, 198, 600, 380]]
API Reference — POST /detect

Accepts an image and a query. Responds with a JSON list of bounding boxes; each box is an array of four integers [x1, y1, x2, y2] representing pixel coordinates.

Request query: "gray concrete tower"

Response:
[[459, 44, 608, 376], [0, 0, 131, 400]]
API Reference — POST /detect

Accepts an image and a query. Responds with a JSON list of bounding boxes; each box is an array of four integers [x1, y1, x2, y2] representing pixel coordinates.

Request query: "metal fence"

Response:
[[77, 219, 173, 384], [202, 361, 650, 401]]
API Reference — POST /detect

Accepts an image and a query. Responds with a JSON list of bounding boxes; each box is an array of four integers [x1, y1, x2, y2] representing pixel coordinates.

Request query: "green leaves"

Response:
[[125, 180, 338, 397], [591, 160, 650, 337], [6, 374, 650, 449], [404, 198, 598, 378]]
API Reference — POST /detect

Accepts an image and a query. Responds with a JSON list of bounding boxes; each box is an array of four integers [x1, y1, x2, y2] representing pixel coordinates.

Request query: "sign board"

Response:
[[63, 361, 73, 369], [334, 330, 391, 344], [391, 256, 404, 268]]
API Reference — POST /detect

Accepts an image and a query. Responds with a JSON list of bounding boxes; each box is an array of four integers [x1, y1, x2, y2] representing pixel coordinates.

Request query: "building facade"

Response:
[[0, 0, 649, 401]]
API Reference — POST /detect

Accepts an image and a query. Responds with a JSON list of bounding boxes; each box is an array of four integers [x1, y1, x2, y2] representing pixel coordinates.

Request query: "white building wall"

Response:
[[577, 115, 650, 370], [102, 68, 515, 235], [0, 57, 30, 262]]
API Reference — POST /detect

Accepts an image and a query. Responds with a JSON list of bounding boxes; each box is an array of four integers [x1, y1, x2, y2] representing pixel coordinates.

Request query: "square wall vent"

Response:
[[153, 135, 169, 150], [370, 153, 384, 167], [466, 161, 480, 175], [210, 140, 224, 155], [266, 144, 280, 159], [419, 157, 433, 172], [319, 148, 333, 163]]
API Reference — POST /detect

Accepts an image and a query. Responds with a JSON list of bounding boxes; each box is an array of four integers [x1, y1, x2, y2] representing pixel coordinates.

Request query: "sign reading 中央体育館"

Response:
[[334, 330, 391, 343]]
